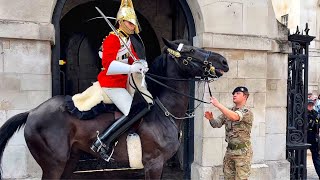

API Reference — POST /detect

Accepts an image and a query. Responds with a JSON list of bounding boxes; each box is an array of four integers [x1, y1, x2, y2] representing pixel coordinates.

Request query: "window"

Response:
[[281, 14, 289, 27]]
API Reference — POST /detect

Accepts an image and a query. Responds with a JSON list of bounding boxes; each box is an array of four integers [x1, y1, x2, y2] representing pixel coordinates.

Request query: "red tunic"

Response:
[[97, 33, 138, 88]]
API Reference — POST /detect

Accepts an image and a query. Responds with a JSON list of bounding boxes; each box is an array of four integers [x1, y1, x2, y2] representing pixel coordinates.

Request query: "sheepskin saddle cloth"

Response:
[[127, 133, 144, 169], [65, 82, 118, 120]]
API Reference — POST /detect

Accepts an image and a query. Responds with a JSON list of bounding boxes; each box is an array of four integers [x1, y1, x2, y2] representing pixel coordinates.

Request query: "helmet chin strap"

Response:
[[119, 20, 135, 35]]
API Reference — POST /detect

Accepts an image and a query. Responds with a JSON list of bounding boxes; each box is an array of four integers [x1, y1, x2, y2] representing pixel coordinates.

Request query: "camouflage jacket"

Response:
[[209, 105, 254, 154]]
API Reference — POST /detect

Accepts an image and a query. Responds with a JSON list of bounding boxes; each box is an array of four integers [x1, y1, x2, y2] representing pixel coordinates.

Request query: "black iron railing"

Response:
[[286, 23, 315, 180]]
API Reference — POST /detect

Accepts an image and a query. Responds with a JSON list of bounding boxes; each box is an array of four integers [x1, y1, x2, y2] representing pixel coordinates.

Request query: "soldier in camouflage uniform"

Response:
[[204, 86, 253, 180]]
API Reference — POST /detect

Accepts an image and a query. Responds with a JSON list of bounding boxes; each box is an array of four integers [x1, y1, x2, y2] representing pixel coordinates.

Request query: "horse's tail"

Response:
[[0, 111, 29, 179]]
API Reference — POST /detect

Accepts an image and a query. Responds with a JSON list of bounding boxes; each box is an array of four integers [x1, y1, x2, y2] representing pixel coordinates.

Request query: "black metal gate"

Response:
[[286, 24, 315, 180]]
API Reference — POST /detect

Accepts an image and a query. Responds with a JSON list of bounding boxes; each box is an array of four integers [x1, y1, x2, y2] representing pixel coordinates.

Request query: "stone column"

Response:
[[189, 0, 290, 179]]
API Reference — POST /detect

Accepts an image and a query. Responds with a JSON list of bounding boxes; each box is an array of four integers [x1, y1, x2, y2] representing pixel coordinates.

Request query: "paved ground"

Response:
[[71, 166, 183, 180], [70, 153, 184, 179], [307, 150, 319, 180]]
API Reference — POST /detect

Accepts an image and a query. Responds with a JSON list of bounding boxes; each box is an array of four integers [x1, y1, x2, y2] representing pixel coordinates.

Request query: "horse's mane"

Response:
[[146, 54, 167, 97], [146, 39, 190, 97]]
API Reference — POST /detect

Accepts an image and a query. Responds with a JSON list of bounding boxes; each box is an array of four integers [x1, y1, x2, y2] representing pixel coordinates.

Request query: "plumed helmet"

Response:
[[116, 0, 140, 34]]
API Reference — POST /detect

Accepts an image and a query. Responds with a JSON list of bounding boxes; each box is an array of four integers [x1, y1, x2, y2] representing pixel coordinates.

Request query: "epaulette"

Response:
[[108, 29, 129, 38]]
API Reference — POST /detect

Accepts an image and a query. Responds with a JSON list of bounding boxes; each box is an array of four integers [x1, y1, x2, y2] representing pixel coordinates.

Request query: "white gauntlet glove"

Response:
[[131, 60, 149, 88], [106, 60, 148, 75], [130, 60, 149, 74]]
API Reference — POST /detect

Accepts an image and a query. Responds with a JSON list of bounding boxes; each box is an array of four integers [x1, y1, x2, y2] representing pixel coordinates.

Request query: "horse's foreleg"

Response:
[[144, 157, 165, 180]]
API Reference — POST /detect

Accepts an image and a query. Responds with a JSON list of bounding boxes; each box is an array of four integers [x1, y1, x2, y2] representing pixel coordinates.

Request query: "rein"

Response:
[[145, 74, 211, 104], [128, 73, 210, 121], [147, 72, 210, 82], [131, 43, 217, 121]]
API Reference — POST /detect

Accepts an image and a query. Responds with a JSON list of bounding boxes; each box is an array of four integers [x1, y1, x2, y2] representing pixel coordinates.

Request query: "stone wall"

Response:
[[271, 0, 301, 32], [0, 39, 52, 179], [272, 0, 320, 96], [0, 0, 55, 23], [309, 0, 320, 94], [189, 0, 290, 179], [0, 19, 54, 178]]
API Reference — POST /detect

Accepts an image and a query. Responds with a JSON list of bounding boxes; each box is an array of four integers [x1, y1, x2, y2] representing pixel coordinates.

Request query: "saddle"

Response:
[[65, 82, 119, 120], [65, 76, 153, 120], [73, 82, 112, 111]]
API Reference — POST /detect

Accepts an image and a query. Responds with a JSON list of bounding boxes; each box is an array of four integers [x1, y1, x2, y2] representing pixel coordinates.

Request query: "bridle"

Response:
[[145, 73, 212, 104], [166, 46, 218, 79], [131, 43, 220, 120]]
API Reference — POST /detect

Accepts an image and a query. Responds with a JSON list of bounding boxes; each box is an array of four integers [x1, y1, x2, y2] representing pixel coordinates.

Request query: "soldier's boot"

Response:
[[90, 102, 151, 161]]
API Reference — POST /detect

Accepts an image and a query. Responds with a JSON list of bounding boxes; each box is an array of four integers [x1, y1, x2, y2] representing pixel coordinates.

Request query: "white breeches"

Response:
[[103, 73, 154, 116], [103, 88, 133, 116], [127, 73, 154, 104]]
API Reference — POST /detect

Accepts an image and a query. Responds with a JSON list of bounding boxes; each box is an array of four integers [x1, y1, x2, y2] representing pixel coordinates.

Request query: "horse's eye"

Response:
[[190, 49, 195, 53]]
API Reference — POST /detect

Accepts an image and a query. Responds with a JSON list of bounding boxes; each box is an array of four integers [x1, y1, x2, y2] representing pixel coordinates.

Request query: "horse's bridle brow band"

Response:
[[167, 48, 181, 58]]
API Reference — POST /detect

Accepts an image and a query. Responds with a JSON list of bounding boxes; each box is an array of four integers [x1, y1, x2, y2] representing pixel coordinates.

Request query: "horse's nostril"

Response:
[[223, 60, 228, 65], [223, 61, 229, 67]]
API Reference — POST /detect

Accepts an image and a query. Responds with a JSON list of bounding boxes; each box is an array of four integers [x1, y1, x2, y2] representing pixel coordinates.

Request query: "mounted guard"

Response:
[[0, 34, 229, 180], [90, 0, 154, 161]]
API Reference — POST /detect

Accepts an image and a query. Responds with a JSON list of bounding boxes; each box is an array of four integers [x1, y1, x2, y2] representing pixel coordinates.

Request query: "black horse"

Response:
[[0, 38, 229, 179]]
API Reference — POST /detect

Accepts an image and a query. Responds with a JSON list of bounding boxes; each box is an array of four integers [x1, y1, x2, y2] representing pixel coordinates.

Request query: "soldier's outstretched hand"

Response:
[[204, 111, 214, 120], [210, 96, 220, 107]]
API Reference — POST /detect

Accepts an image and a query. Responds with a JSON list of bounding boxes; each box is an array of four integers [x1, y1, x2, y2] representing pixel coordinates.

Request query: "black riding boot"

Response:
[[90, 102, 151, 161]]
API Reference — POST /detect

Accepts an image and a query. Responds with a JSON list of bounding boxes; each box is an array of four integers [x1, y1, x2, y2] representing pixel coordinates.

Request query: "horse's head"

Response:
[[162, 38, 229, 78]]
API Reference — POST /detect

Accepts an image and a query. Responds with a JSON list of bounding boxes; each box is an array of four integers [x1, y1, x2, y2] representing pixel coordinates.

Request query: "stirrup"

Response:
[[95, 131, 107, 152], [92, 131, 118, 162], [99, 141, 118, 162]]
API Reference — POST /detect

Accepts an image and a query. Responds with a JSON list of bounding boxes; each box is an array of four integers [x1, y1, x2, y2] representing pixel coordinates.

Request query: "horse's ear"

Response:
[[162, 38, 178, 50]]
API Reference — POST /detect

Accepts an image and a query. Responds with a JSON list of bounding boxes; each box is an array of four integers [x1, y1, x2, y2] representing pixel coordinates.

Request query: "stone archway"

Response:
[[50, 0, 196, 178], [59, 1, 161, 95], [51, 0, 196, 95]]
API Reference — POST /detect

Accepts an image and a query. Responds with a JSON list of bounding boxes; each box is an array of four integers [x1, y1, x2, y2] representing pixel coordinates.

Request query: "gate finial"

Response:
[[304, 23, 310, 36], [295, 26, 300, 35]]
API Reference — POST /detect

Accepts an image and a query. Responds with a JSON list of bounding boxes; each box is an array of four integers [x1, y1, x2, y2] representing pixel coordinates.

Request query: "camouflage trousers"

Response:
[[223, 147, 253, 180]]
